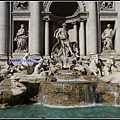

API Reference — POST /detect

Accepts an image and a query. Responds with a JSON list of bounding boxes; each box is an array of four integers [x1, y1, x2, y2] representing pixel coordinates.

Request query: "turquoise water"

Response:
[[0, 103, 120, 118]]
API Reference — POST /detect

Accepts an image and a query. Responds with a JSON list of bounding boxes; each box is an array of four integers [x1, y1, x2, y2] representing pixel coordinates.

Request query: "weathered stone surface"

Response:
[[0, 79, 29, 106], [19, 75, 43, 83], [0, 103, 10, 108], [11, 79, 26, 96], [36, 78, 120, 106], [37, 81, 98, 106], [96, 82, 120, 105], [99, 72, 120, 83], [22, 82, 40, 102], [55, 70, 82, 80]]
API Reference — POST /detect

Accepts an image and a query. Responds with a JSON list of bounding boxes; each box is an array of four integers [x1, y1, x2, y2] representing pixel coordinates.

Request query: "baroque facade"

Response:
[[0, 1, 120, 65]]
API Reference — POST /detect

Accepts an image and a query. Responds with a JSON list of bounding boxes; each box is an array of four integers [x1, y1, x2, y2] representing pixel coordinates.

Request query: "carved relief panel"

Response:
[[13, 1, 29, 11], [100, 1, 114, 11]]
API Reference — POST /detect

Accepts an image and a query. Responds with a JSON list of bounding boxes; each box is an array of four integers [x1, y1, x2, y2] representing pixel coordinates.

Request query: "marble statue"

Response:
[[72, 58, 86, 74], [7, 62, 18, 75], [101, 24, 117, 51], [32, 57, 44, 74], [50, 52, 63, 68], [103, 56, 117, 76], [51, 22, 80, 69], [53, 23, 74, 57], [11, 79, 26, 96], [48, 63, 61, 76], [15, 53, 34, 74], [14, 24, 28, 52], [84, 55, 102, 77]]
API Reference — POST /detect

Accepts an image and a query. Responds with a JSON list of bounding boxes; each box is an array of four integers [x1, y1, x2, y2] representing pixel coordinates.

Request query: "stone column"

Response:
[[72, 21, 79, 55], [44, 16, 50, 56], [0, 2, 8, 56], [87, 2, 97, 55], [115, 2, 120, 54], [52, 23, 56, 43], [79, 19, 85, 56], [72, 22, 77, 42], [29, 2, 40, 55]]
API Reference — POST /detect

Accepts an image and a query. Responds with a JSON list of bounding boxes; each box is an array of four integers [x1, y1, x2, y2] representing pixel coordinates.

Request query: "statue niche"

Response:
[[101, 23, 117, 52], [52, 23, 79, 57], [51, 23, 79, 69], [14, 24, 28, 53]]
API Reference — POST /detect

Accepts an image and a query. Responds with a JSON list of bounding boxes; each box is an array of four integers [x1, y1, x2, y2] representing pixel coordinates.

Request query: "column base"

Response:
[[80, 54, 85, 57], [101, 50, 119, 58], [12, 53, 27, 59], [12, 52, 41, 60], [43, 55, 50, 59], [30, 54, 42, 60], [0, 54, 8, 66], [0, 54, 8, 59]]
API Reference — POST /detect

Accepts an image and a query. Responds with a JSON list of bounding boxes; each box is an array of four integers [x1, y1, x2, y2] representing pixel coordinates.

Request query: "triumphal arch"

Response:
[[0, 1, 120, 66]]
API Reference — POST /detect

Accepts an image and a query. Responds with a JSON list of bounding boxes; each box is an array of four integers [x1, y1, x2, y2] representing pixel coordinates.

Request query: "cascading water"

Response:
[[113, 92, 119, 105], [83, 85, 95, 103], [38, 69, 99, 106], [94, 90, 100, 103]]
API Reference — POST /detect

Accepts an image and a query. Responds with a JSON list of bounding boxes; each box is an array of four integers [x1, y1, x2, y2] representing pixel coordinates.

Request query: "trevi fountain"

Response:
[[0, 1, 120, 118]]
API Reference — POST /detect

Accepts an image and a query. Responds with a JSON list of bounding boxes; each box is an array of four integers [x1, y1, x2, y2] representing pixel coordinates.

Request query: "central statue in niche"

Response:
[[53, 23, 74, 57], [51, 23, 79, 69], [52, 23, 78, 57]]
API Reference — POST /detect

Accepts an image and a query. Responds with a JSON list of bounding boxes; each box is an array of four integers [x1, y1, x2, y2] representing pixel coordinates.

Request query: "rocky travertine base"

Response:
[[36, 72, 120, 106], [0, 79, 30, 107], [96, 82, 120, 105], [37, 80, 120, 106], [0, 72, 56, 108], [55, 69, 83, 80], [37, 78, 98, 106], [1, 72, 120, 107]]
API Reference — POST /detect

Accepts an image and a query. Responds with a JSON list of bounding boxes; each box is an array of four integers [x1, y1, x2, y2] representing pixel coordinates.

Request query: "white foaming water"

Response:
[[112, 104, 120, 107], [34, 103, 108, 109], [54, 75, 88, 82]]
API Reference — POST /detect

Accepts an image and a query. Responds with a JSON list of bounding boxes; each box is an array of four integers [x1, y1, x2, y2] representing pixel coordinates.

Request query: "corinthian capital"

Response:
[[43, 16, 50, 21], [71, 21, 77, 25], [80, 18, 86, 22]]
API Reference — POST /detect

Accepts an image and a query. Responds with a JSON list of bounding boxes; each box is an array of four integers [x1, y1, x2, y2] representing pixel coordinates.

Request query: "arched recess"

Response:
[[42, 1, 87, 56], [43, 1, 85, 13]]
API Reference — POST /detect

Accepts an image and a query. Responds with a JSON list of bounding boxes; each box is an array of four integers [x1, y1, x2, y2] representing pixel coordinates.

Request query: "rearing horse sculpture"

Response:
[[84, 55, 103, 77]]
